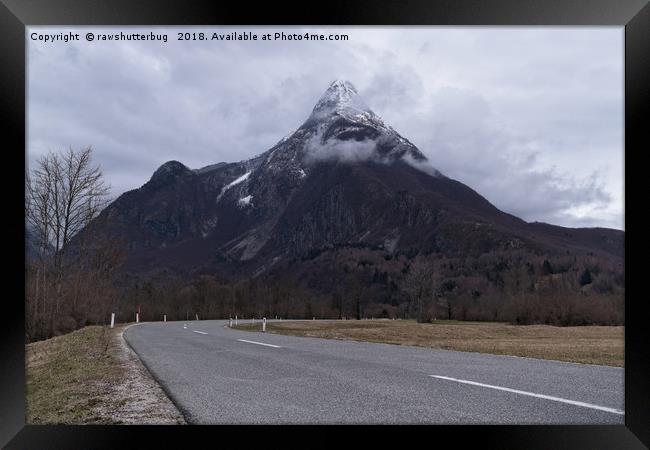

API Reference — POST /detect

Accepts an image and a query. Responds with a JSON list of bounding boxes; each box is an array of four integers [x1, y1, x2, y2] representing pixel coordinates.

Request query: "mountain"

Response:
[[82, 80, 623, 284]]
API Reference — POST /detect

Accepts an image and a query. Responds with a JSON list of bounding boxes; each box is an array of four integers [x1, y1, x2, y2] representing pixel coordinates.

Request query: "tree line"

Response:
[[112, 250, 623, 328]]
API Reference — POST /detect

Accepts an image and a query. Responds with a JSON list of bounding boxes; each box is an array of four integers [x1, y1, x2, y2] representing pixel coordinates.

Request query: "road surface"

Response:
[[123, 320, 624, 424]]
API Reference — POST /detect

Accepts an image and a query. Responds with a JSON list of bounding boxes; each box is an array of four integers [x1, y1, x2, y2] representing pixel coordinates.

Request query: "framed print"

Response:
[[1, 0, 648, 448]]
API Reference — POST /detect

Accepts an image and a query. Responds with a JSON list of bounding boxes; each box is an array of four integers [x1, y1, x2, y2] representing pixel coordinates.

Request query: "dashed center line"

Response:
[[430, 375, 624, 415], [192, 330, 208, 335], [237, 339, 281, 348]]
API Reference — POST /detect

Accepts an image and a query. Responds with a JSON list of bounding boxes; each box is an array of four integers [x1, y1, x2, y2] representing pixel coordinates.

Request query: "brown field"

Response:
[[236, 319, 624, 367], [26, 324, 185, 424]]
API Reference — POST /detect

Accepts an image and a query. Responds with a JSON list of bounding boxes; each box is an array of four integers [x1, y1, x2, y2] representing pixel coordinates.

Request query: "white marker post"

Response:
[[252, 318, 255, 325], [164, 314, 167, 322], [136, 312, 139, 323], [262, 317, 266, 332], [229, 318, 233, 328], [110, 313, 115, 329], [235, 315, 238, 326], [196, 313, 199, 321], [313, 317, 315, 320]]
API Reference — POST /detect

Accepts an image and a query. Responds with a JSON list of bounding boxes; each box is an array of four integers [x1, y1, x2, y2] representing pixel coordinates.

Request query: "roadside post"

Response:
[[196, 313, 199, 321], [262, 317, 266, 332], [136, 312, 139, 323], [164, 314, 167, 322], [229, 318, 233, 327], [110, 313, 115, 329], [252, 318, 255, 325], [235, 315, 238, 326]]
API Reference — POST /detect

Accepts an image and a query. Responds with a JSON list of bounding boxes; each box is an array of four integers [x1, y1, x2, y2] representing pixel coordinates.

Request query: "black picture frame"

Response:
[[1, 1, 647, 448]]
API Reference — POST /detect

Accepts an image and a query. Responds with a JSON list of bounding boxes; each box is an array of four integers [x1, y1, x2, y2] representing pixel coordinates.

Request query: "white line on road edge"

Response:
[[192, 330, 208, 335], [237, 339, 281, 348], [430, 375, 624, 415]]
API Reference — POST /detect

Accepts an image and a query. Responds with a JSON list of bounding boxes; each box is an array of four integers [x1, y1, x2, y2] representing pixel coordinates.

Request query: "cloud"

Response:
[[401, 154, 443, 178], [407, 87, 618, 228], [304, 129, 377, 164]]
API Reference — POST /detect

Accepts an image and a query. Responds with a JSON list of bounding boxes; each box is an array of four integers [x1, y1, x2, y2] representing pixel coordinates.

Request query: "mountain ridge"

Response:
[[81, 80, 623, 281]]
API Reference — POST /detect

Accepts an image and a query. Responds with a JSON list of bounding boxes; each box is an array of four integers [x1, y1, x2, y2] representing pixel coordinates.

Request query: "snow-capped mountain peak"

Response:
[[289, 79, 428, 164], [219, 80, 431, 187], [311, 79, 371, 119]]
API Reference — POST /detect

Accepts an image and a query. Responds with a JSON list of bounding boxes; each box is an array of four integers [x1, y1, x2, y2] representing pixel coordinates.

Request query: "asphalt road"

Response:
[[123, 320, 624, 424]]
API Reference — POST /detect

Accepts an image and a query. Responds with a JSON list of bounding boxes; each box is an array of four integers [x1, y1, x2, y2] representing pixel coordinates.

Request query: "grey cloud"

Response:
[[397, 87, 615, 227], [304, 131, 377, 164]]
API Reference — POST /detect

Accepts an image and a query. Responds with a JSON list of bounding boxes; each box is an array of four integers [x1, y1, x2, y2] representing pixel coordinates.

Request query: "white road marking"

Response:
[[430, 375, 624, 415], [237, 339, 281, 348], [192, 330, 208, 335]]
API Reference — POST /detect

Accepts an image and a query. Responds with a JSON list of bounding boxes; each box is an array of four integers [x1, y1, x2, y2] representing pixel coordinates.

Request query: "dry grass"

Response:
[[26, 324, 185, 424], [236, 319, 624, 367]]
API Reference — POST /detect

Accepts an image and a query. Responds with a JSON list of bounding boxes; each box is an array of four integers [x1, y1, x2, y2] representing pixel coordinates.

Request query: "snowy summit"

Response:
[[309, 79, 376, 123]]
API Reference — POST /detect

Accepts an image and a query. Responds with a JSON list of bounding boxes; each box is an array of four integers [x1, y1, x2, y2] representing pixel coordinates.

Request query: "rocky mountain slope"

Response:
[[82, 80, 623, 280]]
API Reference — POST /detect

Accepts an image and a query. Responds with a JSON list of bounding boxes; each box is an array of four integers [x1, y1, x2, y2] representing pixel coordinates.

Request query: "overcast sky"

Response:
[[27, 27, 624, 230]]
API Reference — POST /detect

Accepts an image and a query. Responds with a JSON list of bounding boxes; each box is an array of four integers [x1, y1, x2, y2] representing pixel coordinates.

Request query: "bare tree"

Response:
[[403, 259, 437, 322], [26, 146, 112, 340], [27, 146, 110, 269]]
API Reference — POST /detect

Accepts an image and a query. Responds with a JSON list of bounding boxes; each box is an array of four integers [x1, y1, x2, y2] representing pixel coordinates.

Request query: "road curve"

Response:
[[123, 320, 624, 424]]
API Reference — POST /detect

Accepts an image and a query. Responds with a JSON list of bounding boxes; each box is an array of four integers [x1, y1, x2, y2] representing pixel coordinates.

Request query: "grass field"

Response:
[[26, 324, 185, 424], [235, 319, 624, 367]]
